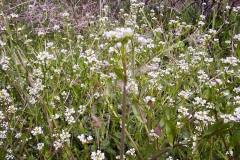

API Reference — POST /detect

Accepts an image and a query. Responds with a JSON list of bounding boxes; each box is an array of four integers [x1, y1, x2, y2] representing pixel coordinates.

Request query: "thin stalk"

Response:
[[125, 128, 144, 160], [120, 44, 127, 160], [131, 39, 135, 78]]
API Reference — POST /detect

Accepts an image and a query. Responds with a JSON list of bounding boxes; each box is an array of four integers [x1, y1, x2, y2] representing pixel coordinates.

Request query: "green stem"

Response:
[[131, 39, 135, 78], [120, 44, 127, 160]]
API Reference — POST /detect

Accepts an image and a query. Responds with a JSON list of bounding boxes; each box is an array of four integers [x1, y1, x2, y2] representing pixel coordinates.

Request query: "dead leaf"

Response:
[[91, 115, 102, 128], [154, 125, 162, 136], [147, 100, 155, 109]]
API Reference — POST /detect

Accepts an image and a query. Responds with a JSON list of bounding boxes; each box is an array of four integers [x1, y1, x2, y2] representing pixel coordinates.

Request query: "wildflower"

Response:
[[221, 56, 239, 66], [53, 140, 62, 150], [199, 15, 206, 20], [226, 150, 233, 156], [0, 40, 6, 46], [31, 126, 43, 136], [15, 133, 22, 138], [0, 130, 7, 139], [37, 143, 44, 150], [61, 12, 69, 17], [0, 111, 5, 120], [226, 5, 231, 10], [53, 25, 60, 30], [37, 30, 45, 36], [116, 155, 126, 159], [0, 56, 10, 70], [10, 13, 18, 18], [194, 111, 209, 121], [91, 150, 105, 160], [166, 156, 173, 160], [137, 36, 148, 45], [104, 27, 133, 41], [7, 105, 17, 114], [64, 108, 75, 117], [178, 90, 193, 99], [78, 134, 93, 144], [178, 106, 190, 117], [78, 105, 86, 114], [126, 148, 136, 157], [60, 130, 71, 142], [193, 97, 207, 106], [6, 154, 14, 160], [198, 21, 205, 26], [149, 129, 160, 141]]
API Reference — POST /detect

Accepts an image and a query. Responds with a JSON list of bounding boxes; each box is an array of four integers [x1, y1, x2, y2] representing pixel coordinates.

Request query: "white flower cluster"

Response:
[[0, 130, 7, 139], [104, 28, 133, 41], [0, 111, 5, 121], [233, 34, 240, 41], [7, 105, 17, 114], [0, 89, 11, 104], [0, 40, 6, 46], [137, 36, 148, 45], [77, 134, 93, 144], [193, 97, 207, 106], [207, 79, 223, 88], [27, 79, 45, 104], [36, 51, 56, 65], [53, 130, 71, 150], [127, 79, 139, 95], [197, 70, 209, 83], [64, 108, 76, 124], [178, 106, 191, 119], [126, 148, 136, 158], [0, 56, 10, 70], [91, 150, 105, 160], [149, 129, 160, 141], [78, 105, 86, 114], [221, 56, 239, 66], [178, 90, 193, 99], [177, 60, 189, 73], [143, 96, 156, 103]]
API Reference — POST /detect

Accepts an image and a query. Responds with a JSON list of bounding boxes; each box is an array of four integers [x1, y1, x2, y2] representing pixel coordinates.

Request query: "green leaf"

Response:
[[165, 120, 176, 147], [204, 120, 230, 137], [132, 105, 144, 123], [236, 41, 240, 59], [145, 143, 154, 158], [106, 147, 116, 155], [100, 139, 110, 149], [230, 129, 240, 147], [140, 82, 151, 97], [113, 67, 124, 80], [205, 120, 224, 135]]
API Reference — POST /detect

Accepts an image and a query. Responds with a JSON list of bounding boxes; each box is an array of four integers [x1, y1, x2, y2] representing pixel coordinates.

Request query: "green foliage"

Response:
[[0, 0, 240, 160]]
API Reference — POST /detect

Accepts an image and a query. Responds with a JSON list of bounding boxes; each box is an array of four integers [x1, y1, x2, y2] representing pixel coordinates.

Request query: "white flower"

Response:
[[126, 148, 136, 157], [53, 140, 62, 150], [60, 130, 71, 142], [10, 13, 18, 18], [31, 126, 43, 136], [104, 28, 133, 41], [137, 37, 148, 45], [7, 105, 17, 114], [78, 134, 93, 144], [37, 143, 44, 150], [91, 150, 105, 160], [0, 130, 7, 139], [61, 12, 69, 17]]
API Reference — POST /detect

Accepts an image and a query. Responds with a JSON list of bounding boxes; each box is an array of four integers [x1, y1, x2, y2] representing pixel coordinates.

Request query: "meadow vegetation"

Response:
[[0, 0, 240, 159]]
